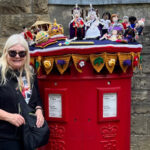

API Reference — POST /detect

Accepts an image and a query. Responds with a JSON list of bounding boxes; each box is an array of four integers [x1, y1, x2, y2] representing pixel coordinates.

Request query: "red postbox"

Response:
[[30, 41, 142, 150]]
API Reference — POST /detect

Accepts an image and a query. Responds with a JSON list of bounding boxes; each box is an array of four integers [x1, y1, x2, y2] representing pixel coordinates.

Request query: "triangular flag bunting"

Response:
[[35, 56, 42, 74], [42, 57, 54, 75], [72, 54, 89, 73], [118, 52, 132, 73], [55, 55, 71, 74], [131, 52, 142, 70], [90, 53, 106, 73], [105, 53, 118, 74]]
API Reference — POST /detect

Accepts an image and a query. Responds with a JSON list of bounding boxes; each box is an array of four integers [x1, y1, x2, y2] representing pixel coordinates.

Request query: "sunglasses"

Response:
[[8, 50, 27, 58]]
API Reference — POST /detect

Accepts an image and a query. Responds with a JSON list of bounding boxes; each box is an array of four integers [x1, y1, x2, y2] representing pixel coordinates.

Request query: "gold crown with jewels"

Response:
[[48, 19, 64, 37]]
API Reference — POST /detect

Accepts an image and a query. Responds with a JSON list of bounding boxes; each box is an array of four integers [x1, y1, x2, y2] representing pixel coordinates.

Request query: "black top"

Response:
[[0, 69, 43, 142]]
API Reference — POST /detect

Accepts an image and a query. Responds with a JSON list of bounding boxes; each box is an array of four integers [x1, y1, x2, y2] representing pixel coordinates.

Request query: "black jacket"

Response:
[[0, 69, 43, 141]]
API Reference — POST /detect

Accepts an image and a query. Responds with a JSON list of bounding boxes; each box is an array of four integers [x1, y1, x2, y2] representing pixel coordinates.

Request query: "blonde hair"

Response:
[[0, 34, 33, 88]]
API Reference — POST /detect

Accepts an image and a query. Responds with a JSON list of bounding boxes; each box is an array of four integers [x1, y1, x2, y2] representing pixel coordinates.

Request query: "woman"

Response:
[[0, 34, 44, 150]]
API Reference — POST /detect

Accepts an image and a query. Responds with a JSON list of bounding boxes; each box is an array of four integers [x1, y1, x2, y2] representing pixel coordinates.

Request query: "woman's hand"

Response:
[[6, 113, 25, 127], [35, 108, 44, 128]]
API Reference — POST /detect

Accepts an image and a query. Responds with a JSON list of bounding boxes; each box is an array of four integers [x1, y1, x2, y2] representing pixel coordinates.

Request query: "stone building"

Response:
[[0, 0, 150, 150]]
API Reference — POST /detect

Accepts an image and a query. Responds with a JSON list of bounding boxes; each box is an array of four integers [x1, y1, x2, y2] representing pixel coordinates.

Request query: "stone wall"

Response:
[[0, 1, 150, 150], [131, 26, 150, 150], [0, 0, 50, 50]]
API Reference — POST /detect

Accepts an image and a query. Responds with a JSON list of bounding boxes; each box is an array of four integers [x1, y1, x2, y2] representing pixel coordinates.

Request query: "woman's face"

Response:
[[7, 44, 27, 70]]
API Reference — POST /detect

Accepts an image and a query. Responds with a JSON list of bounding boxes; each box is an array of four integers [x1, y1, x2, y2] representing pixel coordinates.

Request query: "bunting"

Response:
[[35, 56, 42, 74], [42, 57, 54, 75], [90, 53, 106, 73], [30, 52, 141, 75], [131, 52, 142, 70], [118, 52, 132, 73], [30, 57, 35, 68], [105, 53, 118, 74], [72, 54, 89, 73], [55, 55, 71, 74]]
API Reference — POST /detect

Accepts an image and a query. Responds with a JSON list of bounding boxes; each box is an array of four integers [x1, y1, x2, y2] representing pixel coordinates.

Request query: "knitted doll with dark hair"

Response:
[[128, 16, 137, 29], [100, 12, 111, 36], [124, 16, 137, 42]]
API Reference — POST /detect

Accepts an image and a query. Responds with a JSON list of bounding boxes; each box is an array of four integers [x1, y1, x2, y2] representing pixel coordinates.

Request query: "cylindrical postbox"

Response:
[[30, 41, 142, 150]]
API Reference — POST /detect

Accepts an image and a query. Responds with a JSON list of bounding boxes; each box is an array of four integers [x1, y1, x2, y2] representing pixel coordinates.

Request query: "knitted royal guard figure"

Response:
[[69, 4, 85, 40]]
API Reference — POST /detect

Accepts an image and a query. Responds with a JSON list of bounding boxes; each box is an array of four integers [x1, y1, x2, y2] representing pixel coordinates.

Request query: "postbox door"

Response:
[[40, 77, 131, 150]]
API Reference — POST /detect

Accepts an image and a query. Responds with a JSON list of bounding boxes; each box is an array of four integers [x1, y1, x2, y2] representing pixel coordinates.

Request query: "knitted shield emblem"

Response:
[[42, 57, 54, 75], [90, 53, 106, 73], [55, 55, 71, 74], [105, 53, 118, 74], [118, 52, 132, 73], [72, 54, 89, 73]]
